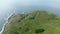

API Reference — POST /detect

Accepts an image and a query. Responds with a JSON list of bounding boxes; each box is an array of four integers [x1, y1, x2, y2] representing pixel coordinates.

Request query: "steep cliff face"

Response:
[[2, 11, 60, 34]]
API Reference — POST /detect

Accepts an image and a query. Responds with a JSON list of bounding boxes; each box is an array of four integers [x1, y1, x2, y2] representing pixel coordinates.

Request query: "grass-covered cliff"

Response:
[[2, 11, 60, 34]]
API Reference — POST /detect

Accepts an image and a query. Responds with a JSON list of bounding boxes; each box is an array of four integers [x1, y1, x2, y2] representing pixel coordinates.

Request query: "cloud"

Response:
[[49, 0, 60, 8], [0, 0, 60, 10]]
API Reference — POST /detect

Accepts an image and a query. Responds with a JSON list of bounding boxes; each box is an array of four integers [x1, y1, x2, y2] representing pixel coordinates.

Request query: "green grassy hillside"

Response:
[[2, 11, 60, 34]]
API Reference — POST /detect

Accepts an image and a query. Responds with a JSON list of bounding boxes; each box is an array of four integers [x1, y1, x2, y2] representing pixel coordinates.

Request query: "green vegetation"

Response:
[[35, 29, 45, 33], [2, 10, 60, 34]]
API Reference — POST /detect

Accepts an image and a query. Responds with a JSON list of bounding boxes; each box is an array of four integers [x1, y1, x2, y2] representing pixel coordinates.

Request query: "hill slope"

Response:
[[2, 11, 60, 34]]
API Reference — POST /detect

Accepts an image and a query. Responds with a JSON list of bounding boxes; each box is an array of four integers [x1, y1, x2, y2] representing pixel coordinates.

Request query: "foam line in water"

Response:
[[0, 13, 13, 34], [0, 23, 7, 34]]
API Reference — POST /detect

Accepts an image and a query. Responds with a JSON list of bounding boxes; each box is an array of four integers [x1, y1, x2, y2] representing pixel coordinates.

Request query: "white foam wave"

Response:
[[0, 13, 13, 34]]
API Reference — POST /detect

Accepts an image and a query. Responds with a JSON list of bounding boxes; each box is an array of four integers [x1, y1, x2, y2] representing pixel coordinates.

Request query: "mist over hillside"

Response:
[[0, 0, 60, 34], [13, 6, 60, 16], [2, 10, 60, 34]]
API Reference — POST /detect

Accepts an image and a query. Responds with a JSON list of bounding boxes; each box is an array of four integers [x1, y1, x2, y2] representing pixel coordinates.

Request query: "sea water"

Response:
[[0, 13, 13, 34]]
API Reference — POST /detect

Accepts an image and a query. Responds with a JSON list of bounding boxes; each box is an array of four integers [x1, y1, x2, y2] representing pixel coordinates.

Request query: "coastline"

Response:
[[0, 13, 13, 34], [0, 21, 8, 34]]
